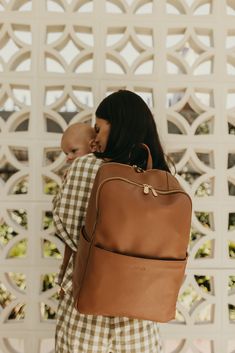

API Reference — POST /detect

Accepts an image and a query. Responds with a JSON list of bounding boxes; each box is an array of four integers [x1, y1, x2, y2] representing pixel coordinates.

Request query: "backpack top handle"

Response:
[[141, 143, 153, 170]]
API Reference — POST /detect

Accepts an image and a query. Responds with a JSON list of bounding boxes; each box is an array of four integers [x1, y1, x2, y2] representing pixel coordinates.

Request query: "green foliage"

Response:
[[0, 283, 14, 309], [12, 179, 28, 194], [8, 239, 27, 258], [44, 178, 59, 195], [43, 211, 53, 230], [229, 304, 235, 321], [195, 240, 212, 259], [43, 239, 62, 259], [229, 241, 235, 258], [195, 181, 213, 197], [10, 209, 27, 229], [229, 213, 235, 230], [195, 275, 211, 292]]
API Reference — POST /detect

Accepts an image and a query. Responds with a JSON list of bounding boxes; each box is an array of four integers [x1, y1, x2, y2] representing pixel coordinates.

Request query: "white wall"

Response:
[[0, 1, 235, 352]]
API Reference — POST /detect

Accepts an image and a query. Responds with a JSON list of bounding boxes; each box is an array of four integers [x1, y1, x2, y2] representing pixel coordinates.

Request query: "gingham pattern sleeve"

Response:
[[53, 154, 102, 252]]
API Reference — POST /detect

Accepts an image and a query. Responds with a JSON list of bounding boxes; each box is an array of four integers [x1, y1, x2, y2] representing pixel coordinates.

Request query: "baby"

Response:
[[61, 122, 96, 163], [55, 122, 96, 298]]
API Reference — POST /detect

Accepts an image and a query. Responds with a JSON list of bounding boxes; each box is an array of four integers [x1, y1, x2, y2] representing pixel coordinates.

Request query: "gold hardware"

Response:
[[143, 184, 158, 197], [151, 188, 158, 197], [143, 184, 149, 194], [133, 165, 144, 173]]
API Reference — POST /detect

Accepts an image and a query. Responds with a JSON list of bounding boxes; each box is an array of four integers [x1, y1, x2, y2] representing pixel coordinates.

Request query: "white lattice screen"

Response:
[[0, 0, 235, 352]]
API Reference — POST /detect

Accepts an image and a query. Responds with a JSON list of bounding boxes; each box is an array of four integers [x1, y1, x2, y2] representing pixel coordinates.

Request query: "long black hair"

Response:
[[94, 90, 170, 172]]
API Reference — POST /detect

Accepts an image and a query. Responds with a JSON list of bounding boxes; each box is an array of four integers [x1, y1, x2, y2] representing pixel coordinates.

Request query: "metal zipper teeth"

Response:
[[95, 176, 189, 210]]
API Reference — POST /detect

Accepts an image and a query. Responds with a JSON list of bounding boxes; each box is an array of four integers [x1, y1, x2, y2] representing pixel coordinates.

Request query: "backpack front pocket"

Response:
[[76, 244, 187, 322]]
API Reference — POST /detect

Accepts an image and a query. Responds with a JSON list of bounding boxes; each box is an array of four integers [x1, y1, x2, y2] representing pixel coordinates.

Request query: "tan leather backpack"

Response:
[[72, 152, 192, 323]]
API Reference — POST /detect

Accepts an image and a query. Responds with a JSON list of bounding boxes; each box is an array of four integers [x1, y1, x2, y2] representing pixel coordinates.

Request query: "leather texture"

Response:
[[73, 162, 192, 322]]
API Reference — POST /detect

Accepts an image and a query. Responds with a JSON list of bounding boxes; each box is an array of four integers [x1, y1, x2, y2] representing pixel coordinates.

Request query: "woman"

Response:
[[53, 90, 170, 353]]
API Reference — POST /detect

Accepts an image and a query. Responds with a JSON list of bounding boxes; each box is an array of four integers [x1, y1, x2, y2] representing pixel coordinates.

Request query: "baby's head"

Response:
[[61, 122, 96, 163]]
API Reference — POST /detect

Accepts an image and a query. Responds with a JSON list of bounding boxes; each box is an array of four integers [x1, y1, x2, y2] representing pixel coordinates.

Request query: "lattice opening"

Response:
[[195, 240, 214, 259], [195, 304, 215, 324], [9, 147, 29, 165], [57, 38, 81, 65], [227, 0, 235, 15], [195, 117, 214, 134], [6, 272, 26, 292], [0, 221, 18, 246], [228, 304, 235, 323], [227, 56, 235, 75], [8, 303, 25, 321], [226, 92, 235, 109], [166, 0, 213, 15], [74, 0, 93, 13], [228, 241, 235, 259], [0, 160, 19, 182], [228, 121, 235, 135], [190, 227, 206, 249], [106, 54, 126, 74], [134, 0, 153, 14], [175, 310, 187, 324], [106, 0, 125, 13], [2, 338, 24, 353], [168, 150, 186, 164], [43, 148, 62, 166], [41, 273, 57, 292], [39, 338, 54, 353], [7, 239, 27, 258], [72, 87, 94, 107], [7, 209, 27, 229], [178, 161, 202, 185], [9, 114, 29, 132], [228, 153, 235, 169], [12, 24, 32, 44], [0, 95, 21, 119], [0, 33, 20, 63], [0, 282, 16, 310], [42, 239, 62, 259], [43, 176, 59, 195], [195, 178, 214, 197], [11, 176, 29, 194], [45, 54, 65, 73], [42, 211, 54, 231], [133, 88, 153, 107], [12, 0, 32, 11], [178, 284, 205, 314], [192, 339, 214, 353], [195, 275, 214, 295], [196, 151, 214, 168], [45, 116, 63, 133], [163, 339, 186, 352], [195, 211, 214, 231], [11, 86, 31, 106], [46, 0, 65, 12], [40, 303, 56, 320], [228, 180, 235, 196], [228, 213, 235, 231]]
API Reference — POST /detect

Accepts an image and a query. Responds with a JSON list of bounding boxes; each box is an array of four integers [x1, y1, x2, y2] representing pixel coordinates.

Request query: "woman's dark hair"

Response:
[[94, 90, 171, 172]]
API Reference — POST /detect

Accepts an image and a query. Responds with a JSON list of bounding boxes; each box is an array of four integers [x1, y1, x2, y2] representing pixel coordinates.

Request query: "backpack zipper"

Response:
[[143, 184, 158, 196], [96, 177, 189, 210]]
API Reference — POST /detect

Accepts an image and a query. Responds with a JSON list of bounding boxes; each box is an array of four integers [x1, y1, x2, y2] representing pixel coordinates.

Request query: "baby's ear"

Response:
[[89, 139, 97, 152]]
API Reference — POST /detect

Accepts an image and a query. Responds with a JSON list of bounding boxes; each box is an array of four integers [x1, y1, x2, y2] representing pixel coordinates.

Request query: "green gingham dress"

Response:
[[53, 153, 163, 353]]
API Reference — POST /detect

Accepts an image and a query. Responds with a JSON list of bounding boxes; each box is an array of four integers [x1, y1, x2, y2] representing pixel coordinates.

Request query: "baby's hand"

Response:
[[89, 138, 97, 152], [62, 169, 68, 181]]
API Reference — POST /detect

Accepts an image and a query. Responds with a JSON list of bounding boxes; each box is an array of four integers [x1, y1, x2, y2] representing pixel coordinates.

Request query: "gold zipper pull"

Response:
[[143, 184, 149, 194], [150, 187, 158, 197]]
